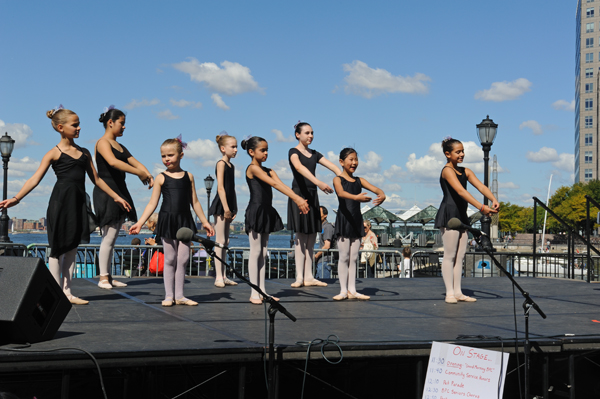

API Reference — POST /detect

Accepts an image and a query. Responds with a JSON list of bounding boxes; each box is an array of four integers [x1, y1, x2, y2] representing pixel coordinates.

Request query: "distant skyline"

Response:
[[0, 1, 576, 222]]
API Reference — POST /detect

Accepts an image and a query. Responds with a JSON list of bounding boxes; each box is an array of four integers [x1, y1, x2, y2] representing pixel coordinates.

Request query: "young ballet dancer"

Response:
[[288, 121, 341, 288], [433, 137, 499, 304], [208, 132, 238, 288], [0, 106, 131, 305], [242, 136, 310, 304], [333, 148, 385, 301], [129, 138, 214, 306], [95, 106, 154, 290]]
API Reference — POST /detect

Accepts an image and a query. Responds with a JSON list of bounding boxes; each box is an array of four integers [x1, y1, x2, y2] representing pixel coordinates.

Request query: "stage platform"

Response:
[[1, 276, 600, 398]]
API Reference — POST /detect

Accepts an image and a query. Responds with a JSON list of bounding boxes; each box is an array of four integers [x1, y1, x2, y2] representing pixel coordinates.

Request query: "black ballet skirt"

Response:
[[155, 172, 197, 239], [208, 160, 237, 217], [47, 146, 91, 258], [434, 166, 470, 229], [244, 166, 283, 234], [334, 176, 365, 239], [287, 148, 323, 234], [93, 144, 137, 226]]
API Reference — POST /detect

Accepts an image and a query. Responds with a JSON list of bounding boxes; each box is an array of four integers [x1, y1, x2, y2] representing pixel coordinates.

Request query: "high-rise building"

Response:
[[576, 0, 600, 182]]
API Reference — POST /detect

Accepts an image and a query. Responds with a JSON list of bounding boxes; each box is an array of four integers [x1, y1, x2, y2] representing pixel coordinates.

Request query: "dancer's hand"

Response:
[[491, 200, 500, 211], [317, 181, 334, 194], [373, 193, 386, 206], [129, 223, 141, 235], [296, 198, 310, 214], [224, 210, 234, 222], [139, 173, 154, 188], [115, 197, 132, 212], [0, 197, 19, 210], [204, 223, 215, 237], [355, 192, 372, 203]]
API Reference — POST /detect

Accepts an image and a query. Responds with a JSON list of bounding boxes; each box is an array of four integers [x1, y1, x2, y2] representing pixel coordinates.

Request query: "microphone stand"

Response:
[[203, 245, 296, 399], [475, 234, 546, 399]]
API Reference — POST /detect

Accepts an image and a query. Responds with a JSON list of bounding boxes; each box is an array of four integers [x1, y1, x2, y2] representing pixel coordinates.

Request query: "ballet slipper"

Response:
[[175, 298, 198, 306], [304, 279, 327, 287], [249, 297, 263, 305], [162, 297, 174, 307], [456, 295, 477, 302], [333, 293, 348, 301], [445, 295, 458, 304], [291, 280, 303, 288], [348, 292, 370, 300]]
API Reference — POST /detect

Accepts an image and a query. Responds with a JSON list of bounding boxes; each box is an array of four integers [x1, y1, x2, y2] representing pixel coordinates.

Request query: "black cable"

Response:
[[0, 344, 107, 399], [295, 335, 343, 399]]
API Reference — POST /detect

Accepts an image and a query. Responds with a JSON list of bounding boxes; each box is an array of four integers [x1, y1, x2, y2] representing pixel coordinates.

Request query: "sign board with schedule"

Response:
[[422, 341, 509, 399]]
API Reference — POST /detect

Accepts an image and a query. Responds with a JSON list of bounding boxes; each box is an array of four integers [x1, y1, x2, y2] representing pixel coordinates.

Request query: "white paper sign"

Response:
[[422, 341, 509, 399]]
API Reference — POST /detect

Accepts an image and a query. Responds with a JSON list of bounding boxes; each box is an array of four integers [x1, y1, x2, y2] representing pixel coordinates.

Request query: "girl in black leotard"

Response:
[[208, 132, 238, 288], [0, 106, 131, 305], [433, 138, 499, 304], [241, 136, 309, 305], [288, 121, 341, 288], [130, 138, 214, 307], [95, 106, 154, 290]]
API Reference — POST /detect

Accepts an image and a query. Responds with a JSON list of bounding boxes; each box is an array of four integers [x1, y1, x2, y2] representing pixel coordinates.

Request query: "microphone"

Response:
[[176, 227, 227, 250], [447, 218, 484, 237]]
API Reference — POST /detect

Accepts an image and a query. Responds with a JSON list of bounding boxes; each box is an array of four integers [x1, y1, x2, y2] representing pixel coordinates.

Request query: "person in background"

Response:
[[314, 206, 335, 279]]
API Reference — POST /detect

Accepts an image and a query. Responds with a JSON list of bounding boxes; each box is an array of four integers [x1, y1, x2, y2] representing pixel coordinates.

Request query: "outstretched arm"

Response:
[[249, 165, 309, 214], [83, 148, 131, 212], [129, 174, 165, 235], [290, 153, 334, 194], [333, 176, 372, 203], [443, 167, 497, 215], [465, 168, 499, 212], [0, 148, 57, 209], [359, 178, 386, 206]]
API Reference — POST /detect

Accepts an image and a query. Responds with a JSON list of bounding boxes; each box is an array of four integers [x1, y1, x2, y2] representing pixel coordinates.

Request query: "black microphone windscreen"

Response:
[[176, 227, 194, 242], [446, 218, 463, 230]]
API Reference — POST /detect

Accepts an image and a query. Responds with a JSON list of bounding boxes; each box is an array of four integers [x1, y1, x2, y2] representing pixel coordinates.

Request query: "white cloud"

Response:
[[342, 60, 431, 98], [211, 94, 230, 110], [173, 58, 263, 96], [124, 98, 160, 110], [8, 156, 41, 177], [359, 151, 383, 173], [271, 159, 293, 181], [156, 109, 180, 120], [526, 147, 558, 163], [327, 151, 338, 164], [519, 120, 543, 135], [552, 99, 575, 111], [272, 129, 295, 143], [0, 120, 36, 148], [552, 153, 574, 172], [405, 141, 485, 180], [383, 164, 404, 181], [184, 138, 221, 167], [474, 78, 532, 102], [170, 99, 202, 109]]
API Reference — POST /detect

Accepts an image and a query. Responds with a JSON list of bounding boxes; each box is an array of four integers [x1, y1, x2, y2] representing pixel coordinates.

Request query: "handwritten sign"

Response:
[[422, 341, 509, 399]]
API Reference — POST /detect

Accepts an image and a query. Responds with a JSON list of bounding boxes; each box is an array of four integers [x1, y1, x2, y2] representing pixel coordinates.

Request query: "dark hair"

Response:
[[442, 138, 462, 154], [240, 136, 266, 155], [320, 205, 328, 216], [131, 238, 141, 246], [294, 122, 311, 140], [402, 246, 412, 258], [99, 107, 126, 128], [339, 147, 357, 161]]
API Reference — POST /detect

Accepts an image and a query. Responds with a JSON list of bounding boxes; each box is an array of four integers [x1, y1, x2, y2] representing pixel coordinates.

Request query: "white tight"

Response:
[[440, 227, 468, 297], [98, 219, 124, 277], [336, 237, 360, 294], [214, 215, 231, 280], [49, 248, 77, 298], [162, 238, 190, 300], [293, 232, 317, 282], [248, 230, 269, 300]]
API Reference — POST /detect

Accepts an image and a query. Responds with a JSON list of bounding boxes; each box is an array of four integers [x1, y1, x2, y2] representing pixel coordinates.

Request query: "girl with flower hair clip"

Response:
[[129, 137, 214, 306], [0, 106, 132, 305], [434, 137, 499, 304], [208, 131, 238, 288], [95, 106, 154, 290]]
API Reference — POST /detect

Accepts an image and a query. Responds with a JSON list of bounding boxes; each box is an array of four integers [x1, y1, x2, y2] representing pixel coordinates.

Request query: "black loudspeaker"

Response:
[[0, 257, 72, 344]]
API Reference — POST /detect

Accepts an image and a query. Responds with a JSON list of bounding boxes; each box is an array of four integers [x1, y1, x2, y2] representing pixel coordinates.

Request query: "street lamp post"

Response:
[[204, 174, 215, 221], [0, 133, 15, 243], [476, 115, 498, 238]]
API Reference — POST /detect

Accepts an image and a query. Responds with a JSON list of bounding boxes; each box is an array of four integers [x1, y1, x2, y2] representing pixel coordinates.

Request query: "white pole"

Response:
[[541, 174, 553, 251]]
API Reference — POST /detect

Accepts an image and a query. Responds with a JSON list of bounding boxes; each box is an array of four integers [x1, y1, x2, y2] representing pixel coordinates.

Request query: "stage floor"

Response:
[[1, 276, 600, 370]]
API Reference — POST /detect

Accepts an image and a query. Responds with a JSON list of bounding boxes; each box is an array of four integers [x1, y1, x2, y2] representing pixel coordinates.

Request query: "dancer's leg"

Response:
[[214, 215, 230, 282], [336, 237, 350, 295], [452, 230, 469, 297], [162, 238, 176, 301], [258, 233, 269, 294], [248, 230, 262, 301], [49, 257, 61, 286], [98, 221, 121, 277], [293, 232, 307, 284], [174, 239, 190, 300], [60, 248, 77, 297], [441, 228, 461, 298], [303, 232, 317, 281], [346, 238, 360, 294]]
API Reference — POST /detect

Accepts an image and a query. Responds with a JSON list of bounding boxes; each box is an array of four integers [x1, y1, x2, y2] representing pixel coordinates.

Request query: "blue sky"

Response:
[[0, 1, 576, 221]]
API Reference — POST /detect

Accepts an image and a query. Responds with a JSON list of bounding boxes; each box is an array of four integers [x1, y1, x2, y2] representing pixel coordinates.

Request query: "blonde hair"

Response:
[[46, 108, 77, 132], [364, 220, 372, 228], [147, 213, 159, 231], [161, 138, 183, 154], [216, 133, 236, 148]]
